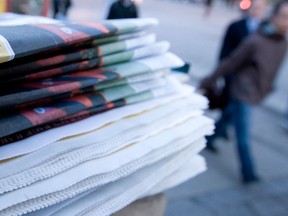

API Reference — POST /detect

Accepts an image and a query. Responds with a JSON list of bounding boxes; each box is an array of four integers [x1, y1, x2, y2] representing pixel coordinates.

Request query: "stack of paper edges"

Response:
[[0, 16, 214, 216]]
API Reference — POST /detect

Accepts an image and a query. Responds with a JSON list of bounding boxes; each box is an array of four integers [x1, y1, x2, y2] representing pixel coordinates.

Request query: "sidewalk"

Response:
[[165, 105, 288, 216], [166, 176, 288, 216]]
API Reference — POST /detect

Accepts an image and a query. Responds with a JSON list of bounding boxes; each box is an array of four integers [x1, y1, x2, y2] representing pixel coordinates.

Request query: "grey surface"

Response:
[[165, 106, 288, 216]]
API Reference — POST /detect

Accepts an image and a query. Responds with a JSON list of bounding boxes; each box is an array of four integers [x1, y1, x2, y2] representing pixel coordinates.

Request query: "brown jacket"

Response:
[[209, 24, 287, 104]]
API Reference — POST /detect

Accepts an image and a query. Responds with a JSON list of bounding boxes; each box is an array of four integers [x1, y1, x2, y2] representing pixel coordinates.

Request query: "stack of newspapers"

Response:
[[0, 15, 214, 216]]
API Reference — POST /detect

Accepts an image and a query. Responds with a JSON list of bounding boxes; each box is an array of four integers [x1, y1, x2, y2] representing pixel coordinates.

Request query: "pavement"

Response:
[[69, 1, 288, 215], [165, 105, 288, 216]]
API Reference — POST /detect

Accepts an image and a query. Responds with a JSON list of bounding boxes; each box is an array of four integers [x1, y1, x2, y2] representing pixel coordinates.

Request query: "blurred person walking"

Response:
[[107, 0, 139, 19], [201, 0, 288, 184], [53, 0, 72, 20], [220, 0, 267, 61], [211, 0, 267, 143]]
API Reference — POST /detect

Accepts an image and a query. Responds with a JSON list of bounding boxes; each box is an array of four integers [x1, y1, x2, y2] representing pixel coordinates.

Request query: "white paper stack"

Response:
[[0, 15, 214, 216]]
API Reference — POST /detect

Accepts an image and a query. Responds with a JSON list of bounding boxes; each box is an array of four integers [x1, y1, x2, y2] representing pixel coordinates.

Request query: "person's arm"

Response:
[[202, 35, 255, 88]]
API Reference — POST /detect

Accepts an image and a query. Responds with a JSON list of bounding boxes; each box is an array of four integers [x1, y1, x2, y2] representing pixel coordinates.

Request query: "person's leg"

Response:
[[232, 99, 258, 183], [206, 100, 233, 152], [217, 100, 232, 140], [219, 77, 233, 140], [53, 0, 59, 18], [63, 0, 71, 17]]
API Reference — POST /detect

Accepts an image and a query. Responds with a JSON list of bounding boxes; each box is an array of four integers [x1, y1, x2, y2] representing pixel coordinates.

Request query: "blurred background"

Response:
[[1, 0, 288, 215]]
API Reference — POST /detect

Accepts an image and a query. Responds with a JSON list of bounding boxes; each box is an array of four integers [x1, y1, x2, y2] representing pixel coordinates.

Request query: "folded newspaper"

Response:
[[0, 14, 214, 216]]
